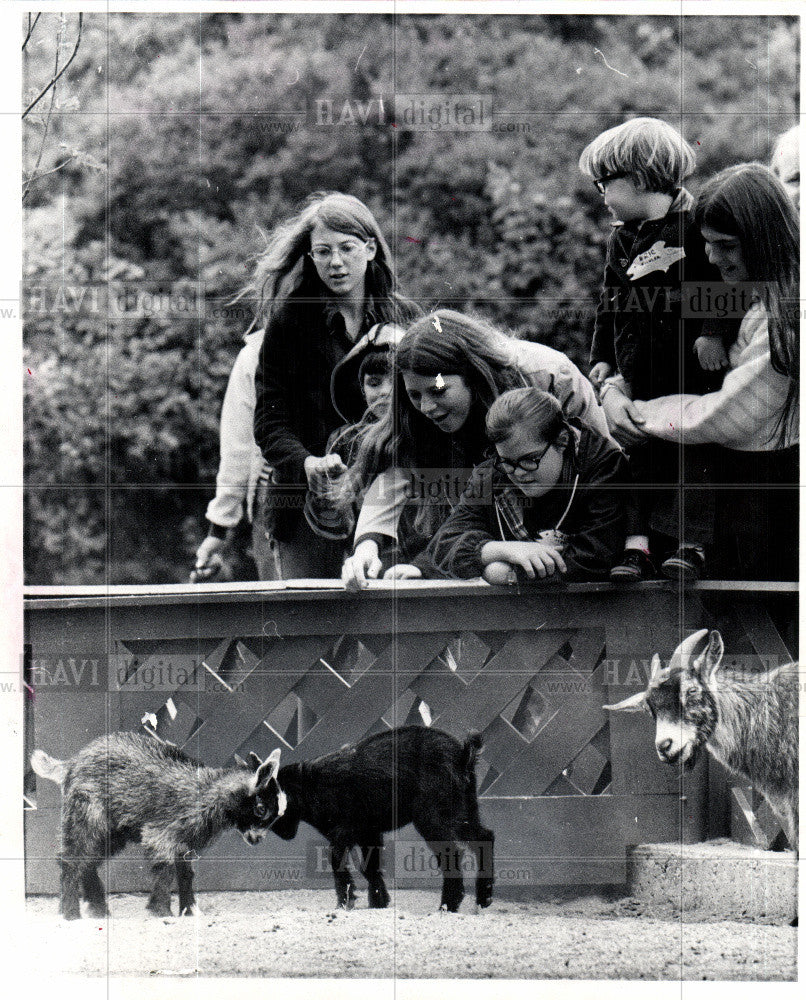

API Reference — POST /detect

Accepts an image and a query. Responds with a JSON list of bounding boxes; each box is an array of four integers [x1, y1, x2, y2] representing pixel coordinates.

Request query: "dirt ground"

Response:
[[25, 889, 796, 980]]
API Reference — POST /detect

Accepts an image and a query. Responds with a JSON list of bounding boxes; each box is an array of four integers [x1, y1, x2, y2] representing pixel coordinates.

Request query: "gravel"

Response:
[[25, 889, 796, 980]]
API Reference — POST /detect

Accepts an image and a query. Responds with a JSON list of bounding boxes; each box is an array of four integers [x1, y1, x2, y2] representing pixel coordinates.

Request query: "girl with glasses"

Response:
[[427, 387, 627, 583], [249, 191, 418, 578]]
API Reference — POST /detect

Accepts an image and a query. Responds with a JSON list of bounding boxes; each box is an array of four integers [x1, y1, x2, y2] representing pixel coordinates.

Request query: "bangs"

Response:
[[396, 340, 464, 378], [579, 118, 694, 191]]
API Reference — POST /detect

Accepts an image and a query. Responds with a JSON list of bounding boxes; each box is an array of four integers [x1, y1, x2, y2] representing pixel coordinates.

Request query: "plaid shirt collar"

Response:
[[492, 426, 582, 541]]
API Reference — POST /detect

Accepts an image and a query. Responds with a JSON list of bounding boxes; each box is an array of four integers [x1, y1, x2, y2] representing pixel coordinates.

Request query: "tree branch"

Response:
[[22, 13, 42, 51], [22, 13, 83, 120]]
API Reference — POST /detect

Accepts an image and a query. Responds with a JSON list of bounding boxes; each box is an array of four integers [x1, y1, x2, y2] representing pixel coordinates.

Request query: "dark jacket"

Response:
[[253, 295, 374, 540], [425, 424, 628, 582], [590, 188, 726, 400], [303, 322, 405, 542]]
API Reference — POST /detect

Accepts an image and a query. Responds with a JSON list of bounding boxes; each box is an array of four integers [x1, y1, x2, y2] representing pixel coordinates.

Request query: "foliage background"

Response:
[[22, 12, 799, 584]]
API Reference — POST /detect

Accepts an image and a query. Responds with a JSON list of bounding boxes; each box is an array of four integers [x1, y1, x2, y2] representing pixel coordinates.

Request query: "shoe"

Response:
[[610, 549, 655, 581], [661, 546, 705, 583]]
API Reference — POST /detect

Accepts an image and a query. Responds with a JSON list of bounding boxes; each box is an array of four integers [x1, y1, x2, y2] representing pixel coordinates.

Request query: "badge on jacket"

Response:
[[627, 240, 686, 281]]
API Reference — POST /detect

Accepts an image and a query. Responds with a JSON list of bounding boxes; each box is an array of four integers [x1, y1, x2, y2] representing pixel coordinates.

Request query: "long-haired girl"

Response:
[[625, 163, 799, 579], [251, 191, 418, 577]]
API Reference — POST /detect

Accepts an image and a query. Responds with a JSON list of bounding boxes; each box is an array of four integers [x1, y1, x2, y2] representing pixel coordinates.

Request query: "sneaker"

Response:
[[661, 546, 705, 583], [610, 549, 655, 581]]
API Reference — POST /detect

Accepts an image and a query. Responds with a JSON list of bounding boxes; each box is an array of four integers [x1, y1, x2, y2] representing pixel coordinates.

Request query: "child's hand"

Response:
[[482, 561, 518, 586], [341, 539, 382, 591], [589, 362, 613, 389], [383, 564, 422, 581], [485, 541, 568, 580], [191, 535, 226, 582], [304, 454, 348, 494], [694, 336, 729, 372]]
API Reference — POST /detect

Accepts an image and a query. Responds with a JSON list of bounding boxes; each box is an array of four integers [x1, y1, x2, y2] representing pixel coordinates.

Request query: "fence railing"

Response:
[[23, 578, 797, 894]]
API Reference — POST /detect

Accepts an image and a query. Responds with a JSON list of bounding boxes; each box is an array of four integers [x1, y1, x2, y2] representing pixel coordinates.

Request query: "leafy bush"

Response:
[[23, 11, 799, 582]]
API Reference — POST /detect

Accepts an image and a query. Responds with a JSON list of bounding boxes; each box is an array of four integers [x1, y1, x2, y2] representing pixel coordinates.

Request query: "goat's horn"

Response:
[[671, 628, 709, 672], [603, 690, 648, 712]]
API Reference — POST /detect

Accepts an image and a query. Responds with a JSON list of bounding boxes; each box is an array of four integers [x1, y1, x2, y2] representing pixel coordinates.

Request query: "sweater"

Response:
[[426, 424, 627, 581], [205, 330, 271, 532], [634, 301, 798, 451], [253, 295, 375, 539]]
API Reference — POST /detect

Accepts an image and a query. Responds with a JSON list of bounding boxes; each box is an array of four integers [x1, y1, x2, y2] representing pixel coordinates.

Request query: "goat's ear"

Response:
[[253, 748, 282, 790], [603, 691, 648, 713], [648, 653, 665, 687], [248, 751, 263, 771], [700, 630, 724, 685]]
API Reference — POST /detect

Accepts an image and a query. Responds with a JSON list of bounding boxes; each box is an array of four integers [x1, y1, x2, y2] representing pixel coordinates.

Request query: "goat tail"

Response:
[[461, 732, 484, 779], [30, 749, 68, 785]]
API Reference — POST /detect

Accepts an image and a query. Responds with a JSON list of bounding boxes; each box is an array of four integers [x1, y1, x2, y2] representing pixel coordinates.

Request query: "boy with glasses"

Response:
[[426, 388, 627, 583], [578, 117, 727, 580]]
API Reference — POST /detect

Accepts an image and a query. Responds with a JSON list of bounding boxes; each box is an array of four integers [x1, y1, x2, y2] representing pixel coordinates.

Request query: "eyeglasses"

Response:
[[308, 240, 368, 265], [593, 172, 627, 195], [489, 444, 553, 476]]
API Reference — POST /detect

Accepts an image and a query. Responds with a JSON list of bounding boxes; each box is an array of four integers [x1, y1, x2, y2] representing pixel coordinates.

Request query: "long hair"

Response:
[[694, 163, 799, 447], [351, 309, 528, 536], [243, 191, 418, 327]]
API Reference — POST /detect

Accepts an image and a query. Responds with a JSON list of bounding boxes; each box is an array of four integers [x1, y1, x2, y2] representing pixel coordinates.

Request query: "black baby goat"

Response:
[[248, 725, 494, 912], [31, 732, 283, 920]]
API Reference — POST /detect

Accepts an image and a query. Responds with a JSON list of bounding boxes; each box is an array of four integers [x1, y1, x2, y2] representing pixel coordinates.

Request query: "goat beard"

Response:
[[681, 736, 708, 770]]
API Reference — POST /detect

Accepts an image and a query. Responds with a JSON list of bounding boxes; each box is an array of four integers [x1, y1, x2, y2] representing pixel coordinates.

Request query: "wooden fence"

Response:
[[23, 579, 797, 896]]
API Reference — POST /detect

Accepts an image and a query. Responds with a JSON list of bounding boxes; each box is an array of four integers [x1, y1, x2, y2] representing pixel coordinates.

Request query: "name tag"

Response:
[[627, 240, 686, 281]]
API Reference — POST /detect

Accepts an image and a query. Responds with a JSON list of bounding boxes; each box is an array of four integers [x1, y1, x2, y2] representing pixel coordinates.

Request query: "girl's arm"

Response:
[[634, 307, 793, 448], [560, 444, 628, 580], [253, 319, 311, 483], [590, 241, 620, 374], [206, 338, 261, 531], [352, 468, 411, 548], [342, 469, 411, 590], [303, 427, 357, 541], [426, 466, 498, 579]]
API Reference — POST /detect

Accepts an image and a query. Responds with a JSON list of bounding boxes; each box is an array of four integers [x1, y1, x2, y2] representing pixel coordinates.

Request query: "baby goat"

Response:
[[250, 725, 494, 912], [605, 628, 798, 848], [31, 732, 282, 920]]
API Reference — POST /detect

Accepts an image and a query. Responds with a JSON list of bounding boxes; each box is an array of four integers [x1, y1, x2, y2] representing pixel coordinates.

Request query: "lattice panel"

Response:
[[118, 626, 615, 803], [730, 783, 788, 850]]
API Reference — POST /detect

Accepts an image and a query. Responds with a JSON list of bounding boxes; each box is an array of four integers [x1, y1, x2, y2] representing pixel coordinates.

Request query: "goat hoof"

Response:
[[147, 904, 173, 918], [180, 904, 203, 917], [369, 887, 390, 909]]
